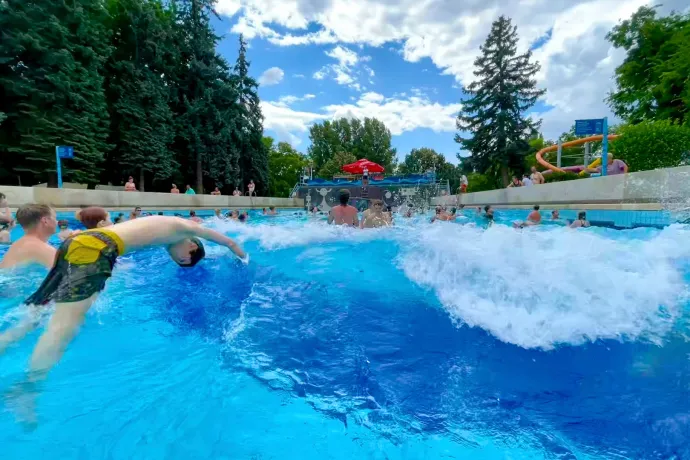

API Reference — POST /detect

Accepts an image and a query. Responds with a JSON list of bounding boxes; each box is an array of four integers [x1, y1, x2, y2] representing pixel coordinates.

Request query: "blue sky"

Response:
[[209, 0, 687, 164]]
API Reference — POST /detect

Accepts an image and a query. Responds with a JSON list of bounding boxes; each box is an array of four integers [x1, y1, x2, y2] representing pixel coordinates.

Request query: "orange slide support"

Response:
[[536, 134, 619, 173]]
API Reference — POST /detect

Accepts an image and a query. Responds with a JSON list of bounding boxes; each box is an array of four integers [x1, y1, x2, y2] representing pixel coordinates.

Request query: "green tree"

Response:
[[318, 151, 357, 179], [104, 0, 176, 191], [0, 0, 112, 185], [398, 147, 446, 174], [234, 34, 268, 194], [398, 148, 462, 192], [308, 117, 396, 173], [607, 7, 690, 125], [610, 120, 690, 172], [172, 0, 241, 193], [267, 140, 308, 197], [455, 16, 545, 186]]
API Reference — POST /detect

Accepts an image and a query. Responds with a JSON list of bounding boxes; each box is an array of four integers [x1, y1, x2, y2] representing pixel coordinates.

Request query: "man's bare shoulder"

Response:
[[0, 236, 55, 269]]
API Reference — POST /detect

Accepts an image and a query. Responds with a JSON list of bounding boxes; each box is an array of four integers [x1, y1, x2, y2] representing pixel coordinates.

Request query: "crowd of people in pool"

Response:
[[426, 202, 591, 229]]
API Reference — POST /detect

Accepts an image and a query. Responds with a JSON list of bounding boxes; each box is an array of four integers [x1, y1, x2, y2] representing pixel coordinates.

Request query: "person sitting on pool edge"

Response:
[[328, 189, 358, 226], [570, 211, 591, 229], [0, 204, 57, 269], [0, 215, 247, 386]]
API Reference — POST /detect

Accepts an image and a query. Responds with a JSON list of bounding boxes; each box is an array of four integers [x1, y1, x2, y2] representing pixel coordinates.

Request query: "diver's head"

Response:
[[168, 237, 205, 267], [578, 211, 587, 220], [16, 203, 57, 238], [533, 205, 540, 211]]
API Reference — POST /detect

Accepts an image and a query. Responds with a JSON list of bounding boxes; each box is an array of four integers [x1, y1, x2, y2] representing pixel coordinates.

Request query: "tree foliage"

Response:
[[317, 151, 357, 179], [607, 7, 690, 125], [265, 137, 307, 197], [0, 0, 266, 191], [308, 117, 396, 174], [398, 147, 461, 191], [610, 120, 690, 172], [0, 0, 112, 185], [455, 16, 545, 186]]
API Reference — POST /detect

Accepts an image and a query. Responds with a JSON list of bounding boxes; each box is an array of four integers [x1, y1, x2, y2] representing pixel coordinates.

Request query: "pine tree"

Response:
[[0, 0, 112, 186], [234, 35, 269, 195], [171, 0, 242, 193], [104, 0, 176, 191], [455, 16, 545, 186]]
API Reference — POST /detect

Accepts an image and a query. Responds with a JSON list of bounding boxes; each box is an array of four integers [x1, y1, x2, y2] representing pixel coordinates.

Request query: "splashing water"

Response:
[[1, 210, 689, 458]]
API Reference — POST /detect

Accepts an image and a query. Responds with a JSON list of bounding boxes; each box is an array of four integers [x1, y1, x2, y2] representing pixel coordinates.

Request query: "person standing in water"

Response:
[[570, 211, 591, 228], [514, 205, 541, 228], [0, 204, 57, 269], [0, 216, 247, 412], [328, 189, 359, 226], [361, 200, 390, 228]]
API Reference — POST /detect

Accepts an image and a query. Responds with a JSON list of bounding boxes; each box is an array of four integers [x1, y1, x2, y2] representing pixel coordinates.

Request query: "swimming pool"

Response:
[[1, 210, 689, 459]]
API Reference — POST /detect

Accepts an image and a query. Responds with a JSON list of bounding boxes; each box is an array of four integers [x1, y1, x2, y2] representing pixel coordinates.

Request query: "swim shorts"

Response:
[[25, 229, 124, 305]]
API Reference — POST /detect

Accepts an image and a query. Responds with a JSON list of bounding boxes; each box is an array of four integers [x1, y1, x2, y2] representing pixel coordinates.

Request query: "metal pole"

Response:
[[584, 142, 590, 168], [55, 146, 63, 188], [601, 117, 609, 177], [557, 141, 562, 168]]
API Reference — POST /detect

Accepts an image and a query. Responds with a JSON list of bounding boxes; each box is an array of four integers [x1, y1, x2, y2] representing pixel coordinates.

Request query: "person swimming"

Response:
[[0, 216, 247, 413]]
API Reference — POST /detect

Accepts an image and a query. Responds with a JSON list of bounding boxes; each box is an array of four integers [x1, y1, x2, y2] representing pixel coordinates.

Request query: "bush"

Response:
[[610, 121, 690, 172], [465, 172, 498, 192], [544, 171, 585, 183]]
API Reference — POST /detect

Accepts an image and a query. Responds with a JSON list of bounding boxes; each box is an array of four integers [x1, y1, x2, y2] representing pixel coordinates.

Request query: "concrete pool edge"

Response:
[[432, 165, 690, 211], [0, 185, 305, 209]]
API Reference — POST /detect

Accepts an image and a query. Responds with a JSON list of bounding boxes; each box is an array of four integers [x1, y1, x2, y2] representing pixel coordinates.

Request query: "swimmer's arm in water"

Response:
[[327, 212, 335, 224]]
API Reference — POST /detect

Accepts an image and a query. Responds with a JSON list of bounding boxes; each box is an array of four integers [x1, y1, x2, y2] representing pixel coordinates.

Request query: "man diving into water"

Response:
[[0, 216, 247, 389]]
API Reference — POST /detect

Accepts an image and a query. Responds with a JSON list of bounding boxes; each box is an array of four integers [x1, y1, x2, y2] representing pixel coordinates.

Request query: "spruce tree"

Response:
[[234, 34, 269, 195], [172, 0, 241, 193], [0, 0, 112, 186], [104, 0, 176, 191], [455, 16, 545, 186]]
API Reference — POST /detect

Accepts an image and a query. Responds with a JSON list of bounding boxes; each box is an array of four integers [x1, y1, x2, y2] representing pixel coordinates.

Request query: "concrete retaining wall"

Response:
[[0, 185, 304, 210], [432, 166, 690, 210]]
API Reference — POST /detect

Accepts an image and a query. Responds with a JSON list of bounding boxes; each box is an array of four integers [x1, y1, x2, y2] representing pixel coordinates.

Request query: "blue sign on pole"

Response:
[[574, 119, 604, 136], [57, 145, 74, 159], [55, 145, 74, 188]]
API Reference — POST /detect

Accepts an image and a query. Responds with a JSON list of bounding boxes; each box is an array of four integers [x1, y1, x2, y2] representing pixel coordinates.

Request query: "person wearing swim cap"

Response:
[[0, 216, 247, 395]]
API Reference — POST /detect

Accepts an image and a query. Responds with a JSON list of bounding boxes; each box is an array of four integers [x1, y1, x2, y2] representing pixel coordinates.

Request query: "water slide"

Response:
[[536, 135, 619, 176]]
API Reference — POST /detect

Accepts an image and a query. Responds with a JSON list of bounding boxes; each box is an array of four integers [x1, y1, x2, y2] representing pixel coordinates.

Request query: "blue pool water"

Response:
[[1, 209, 689, 459]]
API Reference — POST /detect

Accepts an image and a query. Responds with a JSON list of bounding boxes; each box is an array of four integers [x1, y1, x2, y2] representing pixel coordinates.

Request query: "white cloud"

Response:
[[274, 94, 319, 107], [258, 66, 284, 86], [222, 0, 669, 139], [312, 45, 367, 91], [261, 91, 462, 144]]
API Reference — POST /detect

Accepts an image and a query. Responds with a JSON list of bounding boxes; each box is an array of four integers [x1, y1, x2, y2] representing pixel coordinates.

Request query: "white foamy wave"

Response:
[[400, 224, 690, 349], [209, 219, 394, 250]]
